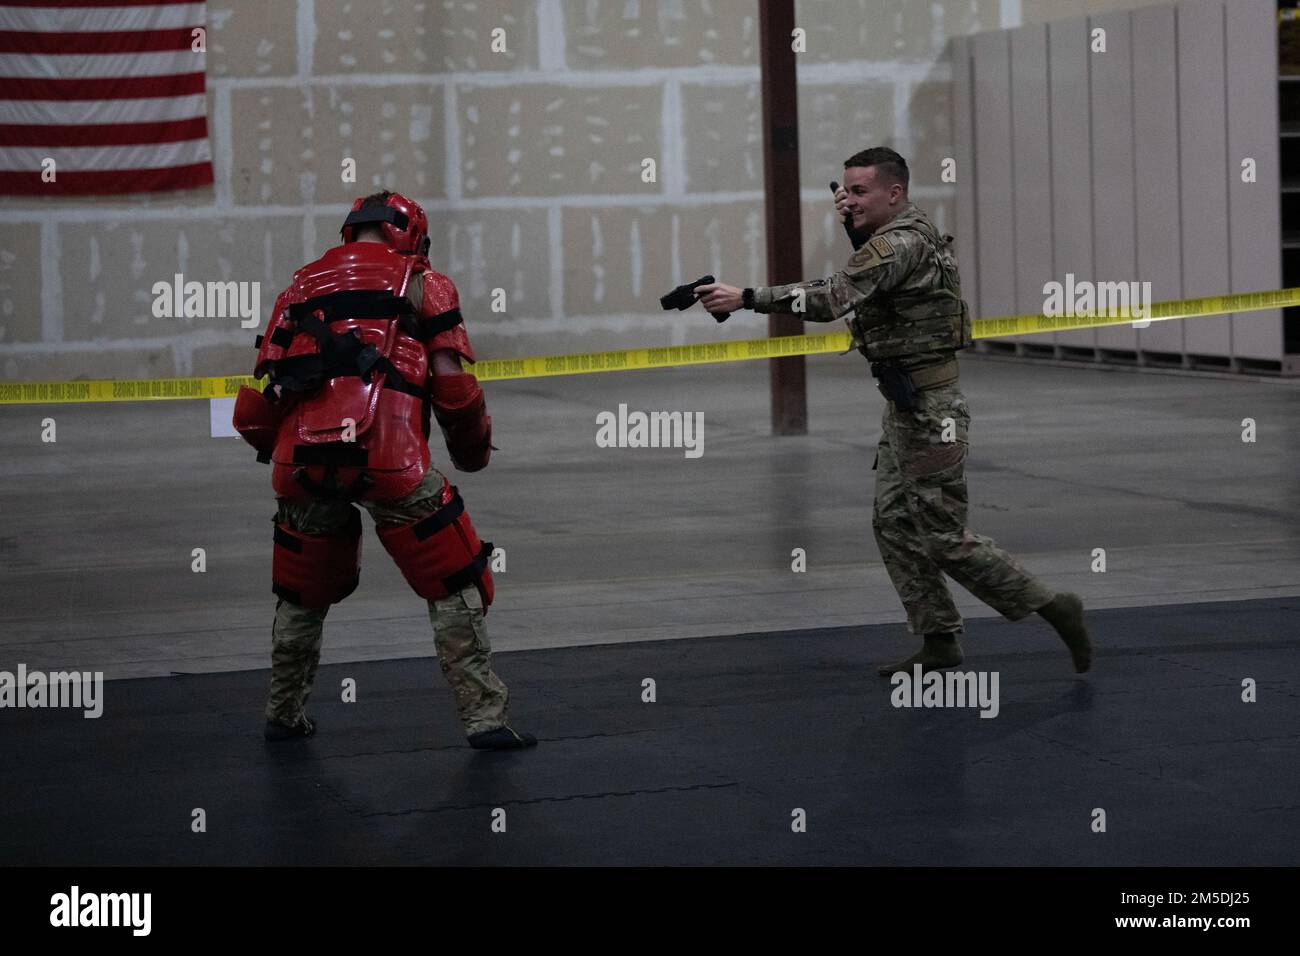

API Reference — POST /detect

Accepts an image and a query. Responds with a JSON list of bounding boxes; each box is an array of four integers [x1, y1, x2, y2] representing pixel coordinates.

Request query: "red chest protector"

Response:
[[249, 243, 467, 502]]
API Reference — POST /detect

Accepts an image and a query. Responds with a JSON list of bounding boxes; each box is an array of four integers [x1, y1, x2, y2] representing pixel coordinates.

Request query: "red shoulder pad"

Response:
[[253, 287, 294, 378], [419, 270, 475, 363], [421, 269, 459, 315]]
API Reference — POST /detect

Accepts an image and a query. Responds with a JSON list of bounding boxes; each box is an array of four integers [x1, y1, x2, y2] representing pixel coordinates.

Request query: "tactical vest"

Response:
[[847, 211, 973, 363]]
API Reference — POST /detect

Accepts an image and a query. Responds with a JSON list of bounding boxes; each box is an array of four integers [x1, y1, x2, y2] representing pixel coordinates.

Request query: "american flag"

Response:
[[0, 0, 213, 195]]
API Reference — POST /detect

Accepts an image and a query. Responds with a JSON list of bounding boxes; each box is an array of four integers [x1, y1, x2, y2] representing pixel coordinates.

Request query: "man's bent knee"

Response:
[[272, 599, 328, 653]]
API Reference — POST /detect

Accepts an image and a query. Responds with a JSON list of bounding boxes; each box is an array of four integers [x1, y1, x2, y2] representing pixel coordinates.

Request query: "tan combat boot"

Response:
[[1037, 592, 1092, 673], [878, 633, 964, 677]]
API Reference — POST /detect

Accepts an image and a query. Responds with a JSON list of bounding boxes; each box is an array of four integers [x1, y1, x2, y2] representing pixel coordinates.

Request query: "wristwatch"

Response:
[[742, 287, 755, 310]]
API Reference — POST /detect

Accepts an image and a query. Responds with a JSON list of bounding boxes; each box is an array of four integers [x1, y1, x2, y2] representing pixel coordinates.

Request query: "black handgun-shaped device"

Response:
[[661, 274, 730, 322]]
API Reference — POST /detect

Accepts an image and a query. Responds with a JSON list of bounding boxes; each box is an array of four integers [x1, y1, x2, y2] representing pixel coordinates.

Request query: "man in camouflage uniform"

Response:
[[698, 147, 1091, 676]]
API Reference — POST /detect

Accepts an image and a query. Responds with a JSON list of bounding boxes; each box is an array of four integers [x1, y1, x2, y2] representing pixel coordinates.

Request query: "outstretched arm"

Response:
[[754, 236, 911, 321], [695, 236, 912, 324]]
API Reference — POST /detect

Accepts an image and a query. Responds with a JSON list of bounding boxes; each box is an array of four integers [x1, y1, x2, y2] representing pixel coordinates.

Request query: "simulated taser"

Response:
[[231, 191, 495, 612], [661, 274, 731, 322]]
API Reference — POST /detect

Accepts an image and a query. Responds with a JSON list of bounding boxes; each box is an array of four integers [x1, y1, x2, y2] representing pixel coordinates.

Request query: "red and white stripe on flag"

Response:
[[0, 0, 213, 195]]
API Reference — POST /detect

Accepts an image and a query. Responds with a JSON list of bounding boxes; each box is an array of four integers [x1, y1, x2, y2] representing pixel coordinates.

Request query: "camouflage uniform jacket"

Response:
[[753, 202, 972, 372]]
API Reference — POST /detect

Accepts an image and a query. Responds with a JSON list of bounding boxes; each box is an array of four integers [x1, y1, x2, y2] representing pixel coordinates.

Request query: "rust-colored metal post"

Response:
[[758, 0, 807, 435]]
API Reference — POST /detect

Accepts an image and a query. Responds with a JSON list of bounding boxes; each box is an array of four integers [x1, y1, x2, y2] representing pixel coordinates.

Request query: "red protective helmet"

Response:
[[339, 191, 431, 256]]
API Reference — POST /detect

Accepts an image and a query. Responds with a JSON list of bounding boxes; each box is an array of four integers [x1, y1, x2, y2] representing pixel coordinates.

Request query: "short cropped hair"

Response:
[[844, 147, 909, 189], [353, 190, 393, 238], [359, 189, 393, 210]]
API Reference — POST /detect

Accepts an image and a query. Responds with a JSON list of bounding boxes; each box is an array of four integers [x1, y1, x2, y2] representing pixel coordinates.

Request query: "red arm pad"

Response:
[[427, 322, 475, 363], [232, 385, 284, 462], [431, 371, 492, 472]]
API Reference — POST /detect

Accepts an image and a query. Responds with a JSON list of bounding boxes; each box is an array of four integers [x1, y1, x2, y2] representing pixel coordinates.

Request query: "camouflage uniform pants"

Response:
[[265, 467, 510, 736], [872, 382, 1056, 636]]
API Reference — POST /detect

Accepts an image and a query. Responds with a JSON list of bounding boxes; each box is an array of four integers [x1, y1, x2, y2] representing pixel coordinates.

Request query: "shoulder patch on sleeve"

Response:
[[868, 235, 895, 259], [846, 241, 893, 274]]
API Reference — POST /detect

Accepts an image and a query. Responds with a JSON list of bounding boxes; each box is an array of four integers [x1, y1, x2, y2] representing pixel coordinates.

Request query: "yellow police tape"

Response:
[[1, 287, 1296, 404]]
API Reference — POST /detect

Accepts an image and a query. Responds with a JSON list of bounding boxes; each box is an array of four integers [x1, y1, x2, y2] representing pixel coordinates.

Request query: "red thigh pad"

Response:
[[272, 509, 362, 608], [375, 484, 494, 609]]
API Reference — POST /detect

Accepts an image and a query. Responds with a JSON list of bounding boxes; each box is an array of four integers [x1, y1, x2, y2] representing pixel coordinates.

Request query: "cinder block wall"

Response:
[[0, 0, 1039, 383]]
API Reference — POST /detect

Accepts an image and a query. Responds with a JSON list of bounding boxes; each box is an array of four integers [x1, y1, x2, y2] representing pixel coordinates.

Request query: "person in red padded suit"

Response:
[[234, 190, 536, 750]]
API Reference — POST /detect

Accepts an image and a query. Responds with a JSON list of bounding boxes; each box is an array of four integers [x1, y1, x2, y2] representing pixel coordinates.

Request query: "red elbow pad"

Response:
[[232, 385, 284, 462], [431, 372, 492, 472]]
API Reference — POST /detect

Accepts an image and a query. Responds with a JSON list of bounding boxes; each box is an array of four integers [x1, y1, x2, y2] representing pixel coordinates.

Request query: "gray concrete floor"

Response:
[[2, 352, 1299, 679]]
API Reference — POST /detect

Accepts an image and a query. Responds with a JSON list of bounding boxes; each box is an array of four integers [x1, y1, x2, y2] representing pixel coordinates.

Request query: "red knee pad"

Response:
[[375, 483, 494, 609], [272, 509, 362, 608]]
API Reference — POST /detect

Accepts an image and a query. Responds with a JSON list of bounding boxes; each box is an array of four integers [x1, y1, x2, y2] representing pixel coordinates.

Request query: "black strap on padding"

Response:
[[273, 524, 303, 553], [288, 289, 413, 326], [253, 325, 291, 353], [410, 307, 463, 340], [269, 352, 425, 398], [293, 443, 369, 467], [272, 583, 303, 604], [442, 541, 493, 595], [269, 290, 443, 396], [267, 353, 325, 393], [290, 467, 373, 500], [272, 574, 360, 607], [267, 316, 427, 399], [410, 490, 466, 541], [271, 522, 305, 603], [381, 368, 426, 398], [343, 206, 410, 234]]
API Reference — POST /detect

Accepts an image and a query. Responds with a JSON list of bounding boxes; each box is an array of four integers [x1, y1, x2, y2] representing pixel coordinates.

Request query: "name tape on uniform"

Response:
[[2, 287, 1297, 403]]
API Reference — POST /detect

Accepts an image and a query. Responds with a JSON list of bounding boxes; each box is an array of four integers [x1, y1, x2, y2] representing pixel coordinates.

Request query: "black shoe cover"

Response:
[[264, 715, 316, 741], [468, 726, 538, 750]]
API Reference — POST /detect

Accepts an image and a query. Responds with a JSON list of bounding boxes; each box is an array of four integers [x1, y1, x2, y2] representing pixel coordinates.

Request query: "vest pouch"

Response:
[[863, 307, 966, 361]]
